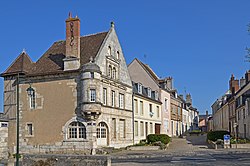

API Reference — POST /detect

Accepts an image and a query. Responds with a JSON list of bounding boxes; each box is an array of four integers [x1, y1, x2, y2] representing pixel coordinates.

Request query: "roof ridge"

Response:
[[136, 58, 159, 80], [80, 31, 108, 38], [54, 31, 108, 44]]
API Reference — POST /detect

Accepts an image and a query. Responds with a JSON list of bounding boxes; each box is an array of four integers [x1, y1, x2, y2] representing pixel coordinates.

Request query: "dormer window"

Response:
[[112, 67, 116, 79], [116, 51, 120, 59], [108, 46, 111, 56], [148, 88, 151, 98], [138, 83, 142, 94], [155, 91, 159, 100]]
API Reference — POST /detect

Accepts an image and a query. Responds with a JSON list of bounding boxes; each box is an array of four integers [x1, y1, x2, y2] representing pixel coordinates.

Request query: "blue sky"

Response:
[[0, 0, 249, 114]]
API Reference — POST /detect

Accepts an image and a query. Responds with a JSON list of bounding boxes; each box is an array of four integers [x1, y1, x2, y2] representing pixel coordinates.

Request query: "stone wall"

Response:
[[0, 121, 8, 159], [19, 141, 91, 155], [22, 154, 111, 166]]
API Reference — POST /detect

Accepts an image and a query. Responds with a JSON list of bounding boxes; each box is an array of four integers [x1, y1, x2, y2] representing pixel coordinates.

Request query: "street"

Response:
[[112, 153, 250, 166], [112, 136, 250, 166]]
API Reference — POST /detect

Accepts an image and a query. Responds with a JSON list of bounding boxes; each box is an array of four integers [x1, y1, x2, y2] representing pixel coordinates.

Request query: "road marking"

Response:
[[171, 157, 216, 163]]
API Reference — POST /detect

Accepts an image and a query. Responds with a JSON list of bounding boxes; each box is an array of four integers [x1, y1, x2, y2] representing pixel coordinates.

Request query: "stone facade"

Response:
[[1, 15, 133, 156], [22, 154, 111, 166], [235, 82, 250, 139], [170, 95, 183, 136], [159, 89, 171, 136], [128, 59, 163, 142], [0, 120, 8, 159], [212, 71, 250, 139], [133, 88, 162, 144]]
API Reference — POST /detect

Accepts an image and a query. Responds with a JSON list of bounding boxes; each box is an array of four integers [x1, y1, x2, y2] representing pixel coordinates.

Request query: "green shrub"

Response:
[[207, 130, 230, 142], [189, 130, 202, 135], [190, 130, 201, 133], [230, 138, 250, 144], [147, 134, 171, 144]]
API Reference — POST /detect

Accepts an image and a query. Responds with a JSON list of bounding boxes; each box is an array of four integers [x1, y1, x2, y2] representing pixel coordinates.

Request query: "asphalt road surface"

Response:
[[112, 153, 250, 166]]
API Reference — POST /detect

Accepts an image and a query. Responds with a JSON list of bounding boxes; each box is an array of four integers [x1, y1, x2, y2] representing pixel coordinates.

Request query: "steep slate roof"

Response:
[[1, 31, 108, 76], [140, 62, 159, 81], [132, 58, 160, 85]]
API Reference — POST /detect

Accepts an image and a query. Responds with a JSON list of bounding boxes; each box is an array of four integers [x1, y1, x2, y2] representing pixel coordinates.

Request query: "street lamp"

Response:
[[26, 84, 34, 97], [16, 74, 34, 166]]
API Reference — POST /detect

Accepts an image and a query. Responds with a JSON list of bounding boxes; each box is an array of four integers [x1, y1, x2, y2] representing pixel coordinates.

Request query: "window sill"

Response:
[[63, 139, 88, 142]]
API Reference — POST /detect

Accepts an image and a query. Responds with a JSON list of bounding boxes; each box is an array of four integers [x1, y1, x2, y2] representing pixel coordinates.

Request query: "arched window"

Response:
[[112, 67, 116, 79], [116, 51, 120, 59], [68, 122, 86, 139], [97, 122, 107, 138], [108, 46, 111, 56], [108, 65, 112, 77]]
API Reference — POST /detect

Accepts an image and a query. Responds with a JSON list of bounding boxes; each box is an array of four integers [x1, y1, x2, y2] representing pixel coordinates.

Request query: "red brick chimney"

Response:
[[229, 74, 239, 94], [65, 12, 80, 59]]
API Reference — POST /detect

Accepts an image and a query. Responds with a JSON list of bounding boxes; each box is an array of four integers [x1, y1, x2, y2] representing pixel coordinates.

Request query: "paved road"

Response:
[[112, 137, 250, 166], [112, 153, 250, 166]]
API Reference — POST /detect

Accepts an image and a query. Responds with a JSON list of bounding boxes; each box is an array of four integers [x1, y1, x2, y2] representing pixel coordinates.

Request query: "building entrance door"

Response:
[[155, 124, 161, 134], [145, 122, 148, 137], [97, 122, 108, 146]]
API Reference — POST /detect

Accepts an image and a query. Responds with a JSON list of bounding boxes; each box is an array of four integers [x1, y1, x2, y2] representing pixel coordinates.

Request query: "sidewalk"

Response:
[[111, 138, 198, 159], [168, 137, 197, 152], [111, 137, 250, 160]]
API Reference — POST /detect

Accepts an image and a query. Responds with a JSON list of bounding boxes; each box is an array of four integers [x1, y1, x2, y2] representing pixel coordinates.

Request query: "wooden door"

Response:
[[155, 124, 161, 134]]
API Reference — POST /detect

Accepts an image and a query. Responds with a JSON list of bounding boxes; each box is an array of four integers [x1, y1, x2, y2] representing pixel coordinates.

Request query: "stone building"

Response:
[[235, 71, 250, 139], [0, 113, 8, 159], [170, 93, 183, 136], [198, 111, 211, 132], [132, 82, 162, 143], [128, 59, 171, 137], [0, 14, 133, 155], [211, 72, 250, 139], [211, 93, 231, 131]]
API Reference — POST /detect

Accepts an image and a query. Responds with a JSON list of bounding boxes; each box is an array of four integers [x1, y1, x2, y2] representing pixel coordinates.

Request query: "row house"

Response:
[[198, 111, 212, 132], [212, 71, 250, 139], [128, 59, 169, 139], [235, 72, 250, 139], [170, 94, 183, 136], [132, 82, 162, 143], [182, 95, 199, 133], [211, 92, 231, 131], [129, 59, 199, 138]]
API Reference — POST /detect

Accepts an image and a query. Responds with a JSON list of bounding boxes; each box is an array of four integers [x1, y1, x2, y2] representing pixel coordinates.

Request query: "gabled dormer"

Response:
[[94, 22, 132, 86]]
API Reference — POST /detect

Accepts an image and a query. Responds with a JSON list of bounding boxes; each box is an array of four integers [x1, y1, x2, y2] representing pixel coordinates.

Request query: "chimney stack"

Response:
[[63, 12, 81, 71], [166, 77, 173, 90], [186, 93, 192, 106], [229, 74, 239, 95], [245, 70, 250, 83], [240, 77, 246, 88], [66, 12, 80, 58], [179, 94, 184, 100]]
